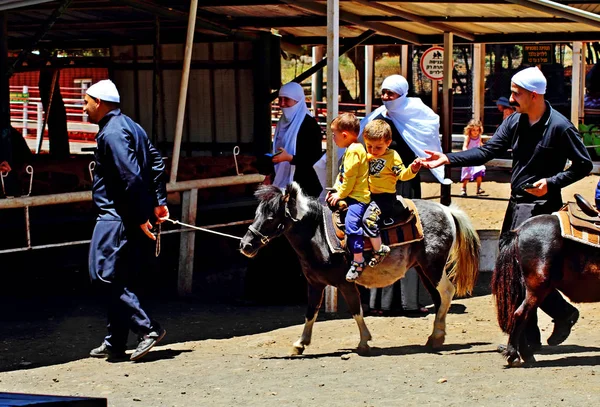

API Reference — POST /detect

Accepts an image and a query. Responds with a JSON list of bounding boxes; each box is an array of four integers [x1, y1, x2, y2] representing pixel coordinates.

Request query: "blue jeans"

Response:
[[344, 198, 368, 254]]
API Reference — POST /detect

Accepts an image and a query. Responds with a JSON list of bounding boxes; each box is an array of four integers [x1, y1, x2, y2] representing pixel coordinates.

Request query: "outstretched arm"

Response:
[[421, 150, 450, 169]]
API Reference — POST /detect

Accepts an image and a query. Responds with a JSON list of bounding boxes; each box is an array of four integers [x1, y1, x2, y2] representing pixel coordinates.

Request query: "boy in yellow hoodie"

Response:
[[326, 113, 373, 282], [362, 119, 421, 267]]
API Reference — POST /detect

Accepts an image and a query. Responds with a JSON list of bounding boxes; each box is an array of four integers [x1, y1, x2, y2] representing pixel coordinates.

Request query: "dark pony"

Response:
[[492, 213, 600, 366], [240, 183, 480, 355]]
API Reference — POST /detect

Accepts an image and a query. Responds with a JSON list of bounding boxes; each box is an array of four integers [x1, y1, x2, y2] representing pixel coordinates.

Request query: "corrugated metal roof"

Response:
[[5, 0, 600, 49]]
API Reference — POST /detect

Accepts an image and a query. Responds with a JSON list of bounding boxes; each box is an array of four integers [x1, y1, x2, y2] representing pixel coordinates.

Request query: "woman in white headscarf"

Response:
[[270, 82, 324, 198], [362, 74, 446, 316]]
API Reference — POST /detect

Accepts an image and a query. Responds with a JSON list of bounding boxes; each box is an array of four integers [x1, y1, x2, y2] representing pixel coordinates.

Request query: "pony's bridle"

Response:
[[247, 196, 297, 245], [248, 223, 285, 245]]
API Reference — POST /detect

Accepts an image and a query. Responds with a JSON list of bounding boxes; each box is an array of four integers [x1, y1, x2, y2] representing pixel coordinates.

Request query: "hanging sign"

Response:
[[523, 44, 552, 65], [420, 47, 444, 81]]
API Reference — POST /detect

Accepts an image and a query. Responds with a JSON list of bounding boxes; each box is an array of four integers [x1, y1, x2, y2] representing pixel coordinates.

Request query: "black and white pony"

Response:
[[240, 183, 480, 354]]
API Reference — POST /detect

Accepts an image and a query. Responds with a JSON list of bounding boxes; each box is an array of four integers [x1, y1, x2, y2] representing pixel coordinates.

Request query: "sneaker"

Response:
[[89, 342, 127, 360], [476, 188, 486, 195], [547, 309, 579, 346], [130, 328, 166, 361], [346, 261, 365, 282], [460, 189, 467, 197], [368, 245, 391, 267]]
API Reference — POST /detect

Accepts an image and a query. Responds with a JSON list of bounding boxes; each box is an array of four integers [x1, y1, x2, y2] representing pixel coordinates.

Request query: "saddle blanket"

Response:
[[323, 198, 424, 254], [554, 209, 600, 249]]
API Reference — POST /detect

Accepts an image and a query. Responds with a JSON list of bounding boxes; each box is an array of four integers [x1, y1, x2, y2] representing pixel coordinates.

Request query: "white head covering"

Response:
[[359, 74, 451, 185], [272, 82, 311, 189], [511, 67, 546, 95], [86, 79, 120, 103]]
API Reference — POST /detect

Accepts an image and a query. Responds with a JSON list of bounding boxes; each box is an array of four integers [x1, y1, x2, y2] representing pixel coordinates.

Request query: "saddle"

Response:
[[324, 197, 424, 253], [554, 194, 600, 248]]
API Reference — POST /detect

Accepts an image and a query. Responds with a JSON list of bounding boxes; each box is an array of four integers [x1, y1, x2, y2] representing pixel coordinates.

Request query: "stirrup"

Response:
[[369, 245, 391, 267], [346, 260, 365, 282]]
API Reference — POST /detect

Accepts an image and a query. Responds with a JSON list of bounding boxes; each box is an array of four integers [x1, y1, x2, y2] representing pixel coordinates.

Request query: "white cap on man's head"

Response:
[[86, 79, 120, 103], [511, 67, 546, 95]]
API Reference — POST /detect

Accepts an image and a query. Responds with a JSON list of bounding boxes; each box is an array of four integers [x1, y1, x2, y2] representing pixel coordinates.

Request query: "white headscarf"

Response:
[[360, 74, 451, 185], [272, 82, 311, 189]]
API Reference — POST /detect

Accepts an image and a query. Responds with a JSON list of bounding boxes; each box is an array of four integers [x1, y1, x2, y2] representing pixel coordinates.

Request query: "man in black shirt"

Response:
[[422, 67, 593, 350]]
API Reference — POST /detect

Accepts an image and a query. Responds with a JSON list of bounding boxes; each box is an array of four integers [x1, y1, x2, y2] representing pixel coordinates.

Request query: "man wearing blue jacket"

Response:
[[85, 79, 169, 361]]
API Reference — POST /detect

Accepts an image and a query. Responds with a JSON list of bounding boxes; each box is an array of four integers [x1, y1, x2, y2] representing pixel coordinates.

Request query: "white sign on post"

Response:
[[420, 47, 444, 81]]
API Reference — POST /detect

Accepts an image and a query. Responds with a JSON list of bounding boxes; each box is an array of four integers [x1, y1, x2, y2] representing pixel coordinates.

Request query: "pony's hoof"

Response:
[[356, 345, 370, 356], [426, 335, 445, 349], [506, 358, 524, 368], [290, 345, 305, 356]]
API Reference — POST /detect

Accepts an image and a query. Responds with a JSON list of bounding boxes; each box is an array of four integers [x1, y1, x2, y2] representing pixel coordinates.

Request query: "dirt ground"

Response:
[[1, 170, 600, 406]]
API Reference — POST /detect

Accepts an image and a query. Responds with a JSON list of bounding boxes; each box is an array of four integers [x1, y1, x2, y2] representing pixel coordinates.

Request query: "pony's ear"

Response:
[[286, 182, 301, 200]]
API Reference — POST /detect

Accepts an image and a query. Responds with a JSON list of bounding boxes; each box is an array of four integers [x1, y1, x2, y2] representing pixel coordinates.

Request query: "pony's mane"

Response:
[[254, 183, 322, 220], [254, 184, 284, 213]]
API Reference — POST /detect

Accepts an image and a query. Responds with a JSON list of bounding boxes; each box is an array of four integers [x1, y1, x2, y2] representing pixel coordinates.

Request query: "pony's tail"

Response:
[[446, 204, 480, 297], [491, 231, 524, 334]]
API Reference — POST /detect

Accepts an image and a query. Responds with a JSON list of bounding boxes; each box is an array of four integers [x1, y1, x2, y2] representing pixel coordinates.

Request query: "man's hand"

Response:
[[140, 205, 170, 240], [420, 150, 450, 169], [0, 161, 11, 173], [524, 179, 548, 197], [154, 205, 170, 224], [140, 220, 156, 240]]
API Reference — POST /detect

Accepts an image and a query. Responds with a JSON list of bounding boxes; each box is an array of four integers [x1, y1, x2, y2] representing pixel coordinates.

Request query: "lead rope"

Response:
[[154, 218, 244, 257], [155, 223, 161, 257]]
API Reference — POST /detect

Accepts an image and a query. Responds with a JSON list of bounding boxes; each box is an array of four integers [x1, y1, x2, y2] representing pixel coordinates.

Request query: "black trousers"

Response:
[[500, 198, 576, 345]]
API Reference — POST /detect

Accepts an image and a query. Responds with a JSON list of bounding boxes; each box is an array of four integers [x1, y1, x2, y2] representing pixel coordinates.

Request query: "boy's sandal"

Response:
[[346, 260, 365, 282], [368, 244, 391, 267]]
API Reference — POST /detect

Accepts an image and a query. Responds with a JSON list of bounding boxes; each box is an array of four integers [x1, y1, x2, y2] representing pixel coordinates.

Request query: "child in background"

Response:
[[362, 120, 421, 268], [326, 113, 371, 282], [460, 119, 486, 196]]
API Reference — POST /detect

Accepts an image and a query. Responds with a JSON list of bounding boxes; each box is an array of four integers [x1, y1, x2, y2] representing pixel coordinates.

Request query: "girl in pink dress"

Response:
[[460, 119, 486, 196]]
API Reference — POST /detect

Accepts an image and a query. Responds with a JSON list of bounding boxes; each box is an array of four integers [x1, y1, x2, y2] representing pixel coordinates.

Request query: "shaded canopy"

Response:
[[4, 0, 600, 51]]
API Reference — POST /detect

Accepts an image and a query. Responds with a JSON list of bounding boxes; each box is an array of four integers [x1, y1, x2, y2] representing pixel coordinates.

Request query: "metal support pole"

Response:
[[325, 0, 340, 313], [169, 0, 198, 184]]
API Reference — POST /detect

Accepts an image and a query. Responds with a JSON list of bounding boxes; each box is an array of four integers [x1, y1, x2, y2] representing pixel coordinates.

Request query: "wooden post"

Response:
[[472, 43, 485, 122], [325, 0, 340, 313], [0, 12, 11, 165], [571, 41, 583, 127], [365, 45, 374, 115], [311, 46, 323, 115], [401, 45, 409, 78], [441, 32, 454, 206], [169, 0, 198, 184], [178, 188, 198, 296]]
